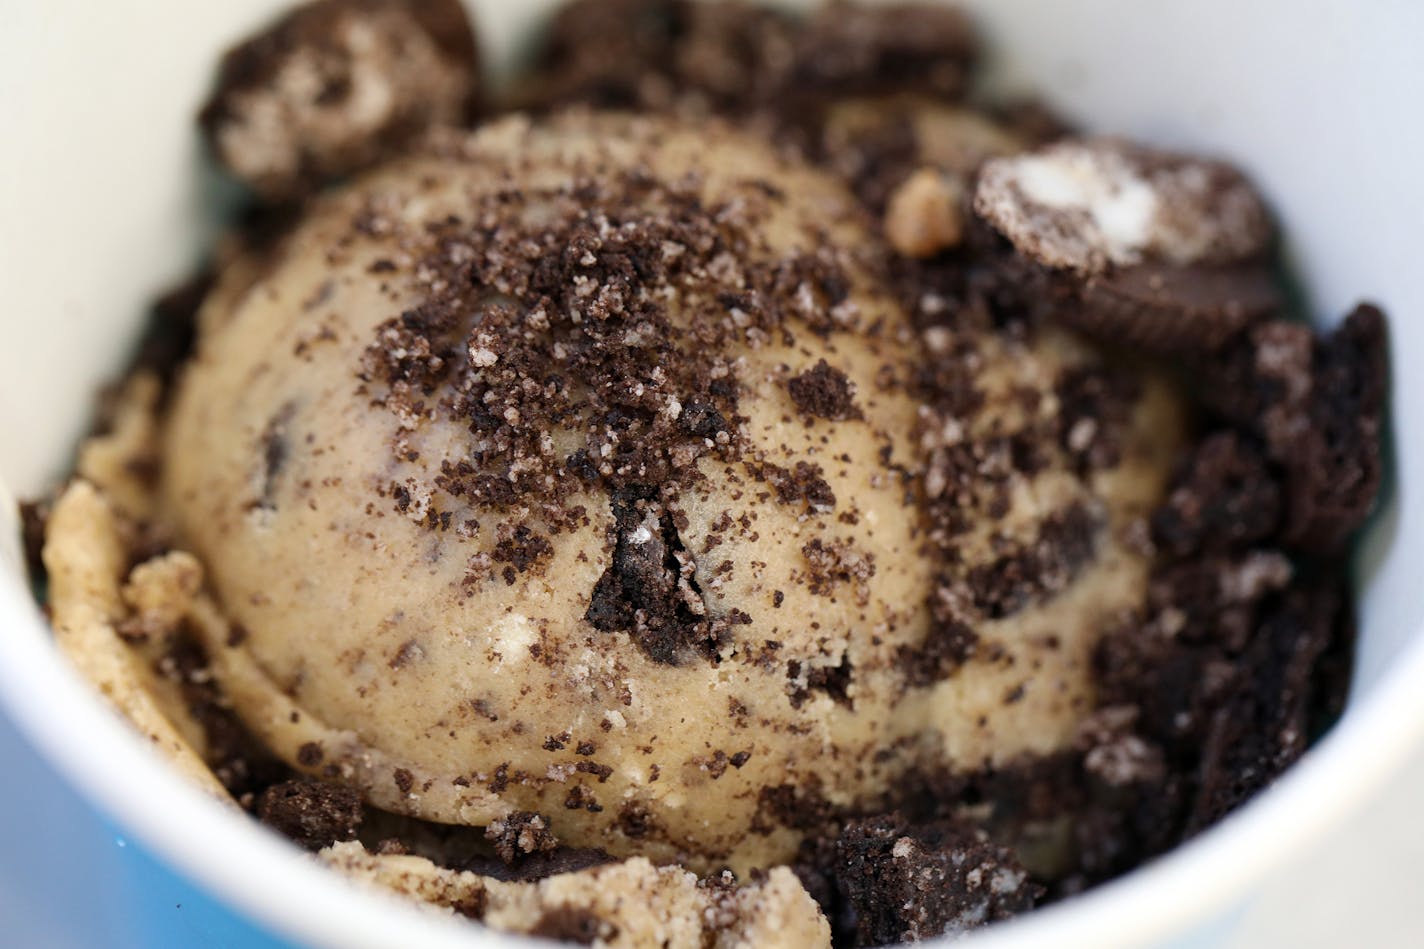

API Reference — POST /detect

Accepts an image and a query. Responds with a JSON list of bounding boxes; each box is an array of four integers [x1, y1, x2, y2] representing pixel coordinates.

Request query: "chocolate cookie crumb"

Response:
[[485, 811, 559, 863], [1281, 305, 1388, 552], [1056, 364, 1141, 473], [491, 525, 555, 580], [788, 359, 862, 421], [296, 741, 325, 767], [966, 502, 1100, 619], [755, 781, 833, 834], [257, 779, 364, 850], [617, 801, 656, 839], [898, 619, 978, 687], [160, 635, 287, 799], [787, 658, 853, 709]]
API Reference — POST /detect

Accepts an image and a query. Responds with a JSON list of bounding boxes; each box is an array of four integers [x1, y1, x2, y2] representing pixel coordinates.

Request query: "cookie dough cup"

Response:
[[162, 112, 1183, 872]]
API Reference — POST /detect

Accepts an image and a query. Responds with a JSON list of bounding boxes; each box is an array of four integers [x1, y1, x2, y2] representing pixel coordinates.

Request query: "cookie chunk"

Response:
[[200, 0, 480, 201]]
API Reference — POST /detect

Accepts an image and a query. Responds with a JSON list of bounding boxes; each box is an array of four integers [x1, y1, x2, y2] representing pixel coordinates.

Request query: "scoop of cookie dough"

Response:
[[161, 112, 1184, 873]]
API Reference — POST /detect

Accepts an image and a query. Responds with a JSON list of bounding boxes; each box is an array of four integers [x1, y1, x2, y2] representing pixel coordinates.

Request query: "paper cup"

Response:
[[2, 1, 1421, 946]]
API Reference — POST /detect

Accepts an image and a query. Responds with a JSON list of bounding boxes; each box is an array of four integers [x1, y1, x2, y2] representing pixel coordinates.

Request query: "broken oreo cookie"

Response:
[[972, 137, 1280, 352], [200, 0, 481, 201], [821, 814, 1039, 946], [1201, 305, 1387, 554]]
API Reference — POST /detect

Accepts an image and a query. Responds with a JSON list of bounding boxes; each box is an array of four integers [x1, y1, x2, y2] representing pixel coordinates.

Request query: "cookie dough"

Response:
[[160, 112, 1183, 873]]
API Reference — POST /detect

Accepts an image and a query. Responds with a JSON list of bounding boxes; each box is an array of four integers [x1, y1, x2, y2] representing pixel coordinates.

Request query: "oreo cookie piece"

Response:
[[519, 0, 795, 113], [972, 138, 1281, 352], [200, 0, 481, 202], [789, 2, 979, 101], [1073, 263, 1282, 354], [1187, 581, 1343, 832], [1151, 431, 1283, 558], [974, 138, 1273, 276], [1202, 305, 1387, 554], [827, 814, 1039, 946], [257, 778, 365, 851], [1284, 304, 1388, 552]]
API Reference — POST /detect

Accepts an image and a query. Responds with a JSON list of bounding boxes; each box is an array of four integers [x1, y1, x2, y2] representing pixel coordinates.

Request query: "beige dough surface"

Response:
[[317, 842, 829, 949], [161, 112, 1183, 873]]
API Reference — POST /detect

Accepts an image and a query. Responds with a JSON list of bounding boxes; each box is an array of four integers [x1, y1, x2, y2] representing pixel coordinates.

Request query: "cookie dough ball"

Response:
[[162, 113, 1183, 873]]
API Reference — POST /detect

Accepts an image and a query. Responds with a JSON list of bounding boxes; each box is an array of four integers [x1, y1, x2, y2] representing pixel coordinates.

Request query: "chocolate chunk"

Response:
[[256, 401, 298, 510], [1152, 432, 1283, 557], [787, 359, 861, 420], [296, 741, 324, 767], [830, 815, 1039, 945], [257, 779, 364, 850], [199, 0, 480, 201]]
